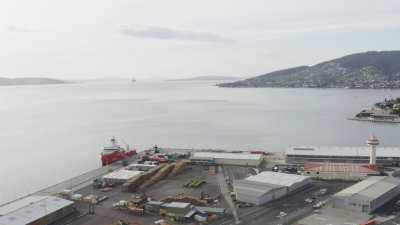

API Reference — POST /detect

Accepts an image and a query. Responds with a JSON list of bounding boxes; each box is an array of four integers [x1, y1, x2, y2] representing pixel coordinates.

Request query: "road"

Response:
[[217, 166, 241, 224], [212, 180, 351, 225]]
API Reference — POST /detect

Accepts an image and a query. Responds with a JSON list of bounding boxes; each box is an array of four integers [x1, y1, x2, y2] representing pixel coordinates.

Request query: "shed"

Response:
[[234, 171, 311, 205], [0, 196, 75, 225], [160, 202, 192, 220], [332, 176, 400, 213], [102, 169, 143, 184], [195, 207, 226, 215], [286, 146, 400, 165], [303, 162, 381, 181], [144, 201, 164, 213], [190, 152, 263, 167]]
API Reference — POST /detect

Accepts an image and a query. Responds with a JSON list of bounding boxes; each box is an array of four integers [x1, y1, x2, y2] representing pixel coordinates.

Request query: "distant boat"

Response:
[[131, 78, 136, 83]]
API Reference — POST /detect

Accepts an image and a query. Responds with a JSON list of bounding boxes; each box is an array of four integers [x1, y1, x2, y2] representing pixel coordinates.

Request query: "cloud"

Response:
[[120, 25, 234, 43], [7, 26, 33, 33]]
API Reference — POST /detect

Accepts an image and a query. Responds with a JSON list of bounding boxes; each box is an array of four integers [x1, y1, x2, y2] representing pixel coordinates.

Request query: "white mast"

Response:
[[367, 135, 379, 165]]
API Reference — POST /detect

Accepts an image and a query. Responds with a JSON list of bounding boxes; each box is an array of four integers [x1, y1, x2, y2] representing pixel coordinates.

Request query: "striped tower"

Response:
[[367, 135, 379, 165]]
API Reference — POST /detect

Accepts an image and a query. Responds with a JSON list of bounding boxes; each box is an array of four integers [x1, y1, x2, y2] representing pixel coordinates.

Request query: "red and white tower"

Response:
[[367, 135, 379, 165]]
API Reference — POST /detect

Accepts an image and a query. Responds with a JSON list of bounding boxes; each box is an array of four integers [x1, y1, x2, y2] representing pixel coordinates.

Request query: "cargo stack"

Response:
[[122, 165, 164, 192], [139, 163, 175, 190]]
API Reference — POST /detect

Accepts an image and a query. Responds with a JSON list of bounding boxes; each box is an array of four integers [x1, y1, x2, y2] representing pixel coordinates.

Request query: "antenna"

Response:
[[121, 138, 129, 151]]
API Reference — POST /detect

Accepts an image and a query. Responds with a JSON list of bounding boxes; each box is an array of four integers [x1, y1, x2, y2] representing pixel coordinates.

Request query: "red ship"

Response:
[[101, 137, 136, 166]]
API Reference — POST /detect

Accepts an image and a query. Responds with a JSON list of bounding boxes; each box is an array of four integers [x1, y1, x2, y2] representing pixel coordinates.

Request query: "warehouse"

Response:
[[286, 146, 400, 165], [102, 169, 143, 184], [303, 162, 381, 181], [160, 202, 192, 220], [332, 176, 400, 214], [233, 171, 311, 205], [190, 152, 263, 167], [0, 195, 75, 225]]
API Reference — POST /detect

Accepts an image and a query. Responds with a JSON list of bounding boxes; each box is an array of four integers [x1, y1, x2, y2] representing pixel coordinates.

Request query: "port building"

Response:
[[303, 162, 381, 181], [233, 171, 311, 205], [102, 169, 143, 184], [286, 146, 400, 165], [0, 195, 75, 225], [190, 152, 263, 167], [159, 202, 192, 220], [332, 176, 400, 214]]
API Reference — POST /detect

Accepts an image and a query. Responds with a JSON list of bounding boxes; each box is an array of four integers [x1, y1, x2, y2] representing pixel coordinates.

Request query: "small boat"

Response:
[[101, 137, 136, 166]]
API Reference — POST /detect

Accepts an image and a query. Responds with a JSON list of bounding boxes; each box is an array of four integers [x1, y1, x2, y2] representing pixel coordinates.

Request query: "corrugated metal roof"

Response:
[[0, 196, 74, 225], [245, 171, 310, 187], [0, 196, 48, 216], [335, 176, 400, 200], [234, 179, 282, 195], [286, 146, 400, 158], [164, 202, 191, 208], [191, 152, 262, 160], [103, 169, 143, 180], [195, 207, 225, 214], [304, 163, 380, 173]]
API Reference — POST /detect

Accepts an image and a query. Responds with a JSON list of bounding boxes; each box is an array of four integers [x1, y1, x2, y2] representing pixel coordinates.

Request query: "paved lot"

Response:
[[65, 164, 227, 225], [211, 180, 354, 225], [296, 204, 370, 225], [145, 165, 222, 202]]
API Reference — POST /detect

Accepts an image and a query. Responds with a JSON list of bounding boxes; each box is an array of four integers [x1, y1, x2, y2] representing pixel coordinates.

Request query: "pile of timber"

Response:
[[139, 163, 175, 190], [169, 160, 189, 177], [122, 165, 164, 192]]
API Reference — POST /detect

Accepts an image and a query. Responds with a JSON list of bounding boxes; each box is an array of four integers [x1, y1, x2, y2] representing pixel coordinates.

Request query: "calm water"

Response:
[[1, 80, 400, 204]]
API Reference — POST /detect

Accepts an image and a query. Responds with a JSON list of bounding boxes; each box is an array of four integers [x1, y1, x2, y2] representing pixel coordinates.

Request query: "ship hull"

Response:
[[101, 150, 136, 166]]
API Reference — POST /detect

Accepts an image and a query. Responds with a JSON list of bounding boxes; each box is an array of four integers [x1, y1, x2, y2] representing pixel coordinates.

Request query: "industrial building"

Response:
[[0, 195, 75, 225], [159, 202, 192, 220], [332, 176, 400, 214], [233, 171, 311, 205], [286, 146, 400, 165], [286, 136, 400, 165], [190, 152, 263, 167], [303, 162, 381, 181], [102, 169, 143, 184]]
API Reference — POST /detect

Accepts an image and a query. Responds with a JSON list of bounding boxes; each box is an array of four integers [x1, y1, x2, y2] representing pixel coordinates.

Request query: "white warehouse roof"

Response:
[[286, 146, 400, 158], [191, 152, 262, 160], [234, 171, 311, 205], [335, 176, 400, 200], [0, 196, 48, 216], [0, 196, 74, 225], [245, 171, 310, 187], [103, 169, 143, 181], [163, 202, 191, 208]]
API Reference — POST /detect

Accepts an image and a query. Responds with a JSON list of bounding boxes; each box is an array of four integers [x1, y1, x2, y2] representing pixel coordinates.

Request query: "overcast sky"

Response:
[[1, 0, 400, 80]]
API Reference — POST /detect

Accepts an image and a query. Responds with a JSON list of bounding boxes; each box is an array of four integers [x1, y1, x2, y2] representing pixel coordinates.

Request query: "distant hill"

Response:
[[169, 76, 241, 81], [218, 51, 400, 89], [0, 77, 67, 86]]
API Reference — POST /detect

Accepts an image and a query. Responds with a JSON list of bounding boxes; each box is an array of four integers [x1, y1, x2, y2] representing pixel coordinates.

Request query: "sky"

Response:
[[0, 0, 400, 80]]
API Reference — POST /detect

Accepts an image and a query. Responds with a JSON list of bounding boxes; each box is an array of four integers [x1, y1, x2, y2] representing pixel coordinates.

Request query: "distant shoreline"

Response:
[[167, 76, 241, 82], [218, 51, 400, 89], [0, 77, 68, 86]]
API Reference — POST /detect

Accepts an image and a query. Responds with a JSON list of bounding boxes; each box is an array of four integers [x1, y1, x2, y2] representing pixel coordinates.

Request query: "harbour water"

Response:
[[1, 80, 400, 204]]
